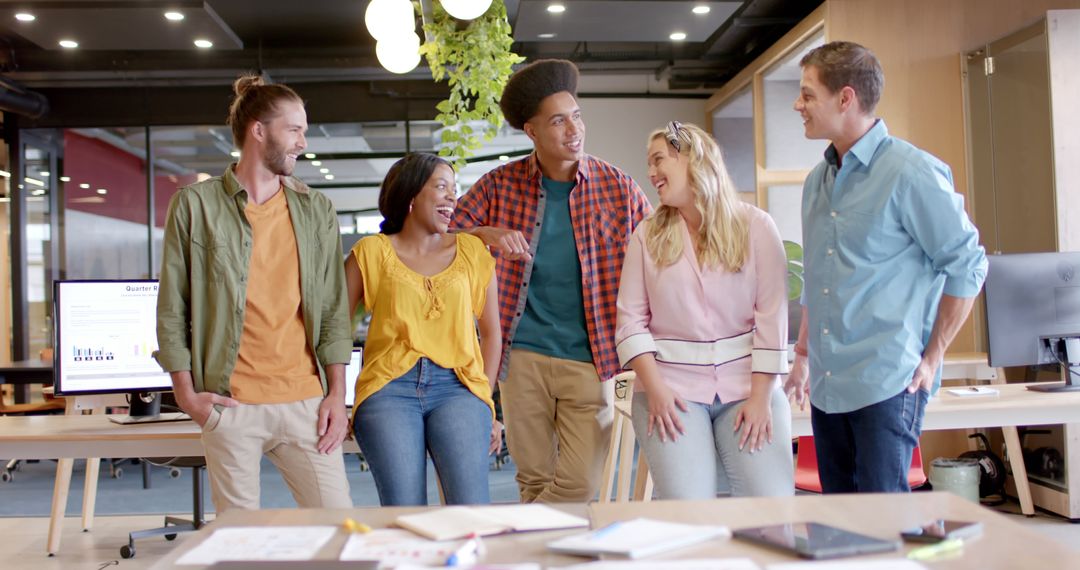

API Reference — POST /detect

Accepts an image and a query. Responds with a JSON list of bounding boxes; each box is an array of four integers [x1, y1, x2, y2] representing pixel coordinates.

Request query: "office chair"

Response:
[[120, 457, 208, 559], [794, 436, 927, 492]]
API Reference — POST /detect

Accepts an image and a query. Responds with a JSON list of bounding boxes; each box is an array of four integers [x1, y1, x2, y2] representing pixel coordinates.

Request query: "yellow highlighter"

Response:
[[907, 538, 964, 561], [342, 517, 372, 534]]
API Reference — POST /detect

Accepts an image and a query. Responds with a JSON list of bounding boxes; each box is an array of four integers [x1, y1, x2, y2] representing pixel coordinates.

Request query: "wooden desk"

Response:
[[0, 413, 360, 555], [791, 382, 1080, 517], [151, 493, 1080, 569], [0, 359, 53, 404]]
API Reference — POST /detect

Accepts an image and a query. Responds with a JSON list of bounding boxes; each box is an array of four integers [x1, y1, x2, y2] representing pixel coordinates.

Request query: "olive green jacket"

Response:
[[153, 165, 352, 396]]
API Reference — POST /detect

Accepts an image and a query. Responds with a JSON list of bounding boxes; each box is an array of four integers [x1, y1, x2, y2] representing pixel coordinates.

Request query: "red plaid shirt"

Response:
[[453, 153, 652, 382]]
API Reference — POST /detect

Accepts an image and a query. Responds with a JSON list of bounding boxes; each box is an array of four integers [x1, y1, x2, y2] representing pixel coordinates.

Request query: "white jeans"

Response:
[[631, 387, 794, 499]]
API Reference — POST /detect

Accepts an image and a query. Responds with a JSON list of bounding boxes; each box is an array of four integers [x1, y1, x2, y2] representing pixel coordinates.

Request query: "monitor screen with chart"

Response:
[[53, 280, 172, 397]]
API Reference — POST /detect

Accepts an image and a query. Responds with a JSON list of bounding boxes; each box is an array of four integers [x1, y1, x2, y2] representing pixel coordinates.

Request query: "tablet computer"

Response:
[[733, 522, 900, 559]]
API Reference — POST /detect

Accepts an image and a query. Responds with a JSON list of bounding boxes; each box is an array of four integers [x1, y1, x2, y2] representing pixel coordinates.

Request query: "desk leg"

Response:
[[14, 384, 30, 404], [81, 458, 100, 531], [47, 458, 74, 555], [1002, 425, 1035, 516]]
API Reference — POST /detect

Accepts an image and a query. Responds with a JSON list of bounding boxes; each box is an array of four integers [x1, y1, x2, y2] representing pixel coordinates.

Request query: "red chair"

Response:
[[795, 436, 927, 492]]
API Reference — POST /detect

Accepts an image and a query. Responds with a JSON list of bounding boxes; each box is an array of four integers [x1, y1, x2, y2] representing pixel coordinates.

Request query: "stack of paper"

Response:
[[547, 518, 730, 559], [176, 526, 336, 566], [395, 504, 588, 541]]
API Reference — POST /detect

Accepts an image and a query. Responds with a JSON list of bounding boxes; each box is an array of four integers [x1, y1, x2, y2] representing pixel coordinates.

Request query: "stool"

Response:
[[598, 372, 653, 502]]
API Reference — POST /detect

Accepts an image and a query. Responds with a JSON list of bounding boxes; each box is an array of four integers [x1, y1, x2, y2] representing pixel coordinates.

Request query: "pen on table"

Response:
[[342, 517, 372, 534], [446, 536, 482, 567], [907, 538, 964, 561]]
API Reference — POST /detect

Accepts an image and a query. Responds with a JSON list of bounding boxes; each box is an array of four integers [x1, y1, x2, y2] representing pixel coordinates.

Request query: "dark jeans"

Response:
[[810, 388, 929, 493]]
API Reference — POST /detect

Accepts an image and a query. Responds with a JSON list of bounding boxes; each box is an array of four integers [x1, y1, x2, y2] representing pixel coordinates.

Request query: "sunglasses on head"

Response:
[[665, 120, 684, 152]]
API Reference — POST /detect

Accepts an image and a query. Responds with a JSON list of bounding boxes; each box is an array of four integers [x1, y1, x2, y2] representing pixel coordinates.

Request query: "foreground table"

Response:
[[151, 493, 1080, 569]]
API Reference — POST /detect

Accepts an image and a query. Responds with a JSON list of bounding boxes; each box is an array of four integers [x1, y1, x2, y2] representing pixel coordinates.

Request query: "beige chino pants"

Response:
[[200, 396, 352, 513], [500, 349, 614, 503]]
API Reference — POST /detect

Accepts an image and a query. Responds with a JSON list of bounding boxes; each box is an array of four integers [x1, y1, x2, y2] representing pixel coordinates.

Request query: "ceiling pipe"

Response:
[[0, 75, 49, 119]]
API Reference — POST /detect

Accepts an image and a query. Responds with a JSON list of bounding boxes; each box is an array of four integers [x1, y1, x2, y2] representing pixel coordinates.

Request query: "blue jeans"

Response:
[[353, 358, 492, 506], [810, 388, 929, 493], [631, 387, 794, 499]]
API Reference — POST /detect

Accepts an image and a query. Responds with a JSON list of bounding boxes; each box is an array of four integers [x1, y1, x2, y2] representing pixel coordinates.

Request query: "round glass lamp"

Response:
[[376, 32, 422, 74], [440, 0, 493, 20], [365, 0, 415, 41]]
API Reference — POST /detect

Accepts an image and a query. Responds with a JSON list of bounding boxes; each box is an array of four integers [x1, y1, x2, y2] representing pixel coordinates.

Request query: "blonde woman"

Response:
[[614, 121, 794, 499]]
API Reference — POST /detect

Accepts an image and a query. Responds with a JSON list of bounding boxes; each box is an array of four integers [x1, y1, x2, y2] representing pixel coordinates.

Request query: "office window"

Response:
[[61, 128, 151, 280]]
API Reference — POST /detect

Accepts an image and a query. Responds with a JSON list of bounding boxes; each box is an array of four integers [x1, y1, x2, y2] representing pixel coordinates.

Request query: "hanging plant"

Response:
[[420, 0, 524, 170]]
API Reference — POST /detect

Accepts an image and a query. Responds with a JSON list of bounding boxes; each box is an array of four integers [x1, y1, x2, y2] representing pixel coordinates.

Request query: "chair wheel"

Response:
[[112, 468, 123, 479], [169, 468, 181, 479], [1, 471, 12, 483], [165, 533, 177, 541], [120, 545, 135, 559]]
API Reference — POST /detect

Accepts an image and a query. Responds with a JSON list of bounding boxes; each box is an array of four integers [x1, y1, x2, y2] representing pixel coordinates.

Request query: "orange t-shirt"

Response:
[[229, 189, 322, 404]]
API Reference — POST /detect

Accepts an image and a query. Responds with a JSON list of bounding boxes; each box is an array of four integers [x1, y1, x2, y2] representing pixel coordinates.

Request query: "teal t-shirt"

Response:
[[512, 176, 593, 362]]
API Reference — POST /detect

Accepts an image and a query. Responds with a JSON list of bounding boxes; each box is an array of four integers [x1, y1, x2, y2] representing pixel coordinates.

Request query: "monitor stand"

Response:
[[107, 391, 191, 424], [1027, 362, 1080, 392]]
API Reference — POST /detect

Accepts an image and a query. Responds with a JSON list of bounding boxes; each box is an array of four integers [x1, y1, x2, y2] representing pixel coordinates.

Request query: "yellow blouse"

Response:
[[350, 232, 496, 417]]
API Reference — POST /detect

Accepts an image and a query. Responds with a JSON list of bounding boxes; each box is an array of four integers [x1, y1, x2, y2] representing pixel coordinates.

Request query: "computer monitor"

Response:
[[984, 252, 1080, 392], [53, 280, 175, 419], [345, 348, 363, 407]]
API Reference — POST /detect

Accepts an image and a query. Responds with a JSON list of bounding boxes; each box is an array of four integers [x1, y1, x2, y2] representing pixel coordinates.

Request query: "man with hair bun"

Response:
[[155, 75, 353, 512], [786, 41, 987, 493], [453, 59, 652, 503]]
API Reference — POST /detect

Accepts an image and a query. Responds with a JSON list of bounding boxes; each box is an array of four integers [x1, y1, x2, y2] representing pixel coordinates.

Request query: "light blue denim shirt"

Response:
[[801, 120, 987, 414]]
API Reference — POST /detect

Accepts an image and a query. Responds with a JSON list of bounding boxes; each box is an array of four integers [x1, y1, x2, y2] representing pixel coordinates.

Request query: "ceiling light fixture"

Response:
[[194, 39, 213, 48], [538, 33, 556, 39], [547, 4, 566, 13], [24, 177, 44, 187], [58, 39, 79, 49], [324, 174, 335, 180], [311, 160, 322, 166], [441, 0, 493, 21], [376, 32, 421, 74], [692, 5, 711, 15], [15, 13, 35, 22], [60, 176, 71, 182], [97, 188, 108, 195], [230, 151, 240, 157], [79, 183, 90, 189], [365, 0, 415, 41], [31, 189, 45, 196], [305, 153, 316, 159], [0, 170, 9, 178], [670, 32, 687, 41], [319, 168, 330, 174], [499, 155, 510, 161], [164, 11, 184, 21]]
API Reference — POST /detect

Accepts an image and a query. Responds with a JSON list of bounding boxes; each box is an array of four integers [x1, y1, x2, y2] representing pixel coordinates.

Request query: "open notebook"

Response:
[[395, 504, 588, 541]]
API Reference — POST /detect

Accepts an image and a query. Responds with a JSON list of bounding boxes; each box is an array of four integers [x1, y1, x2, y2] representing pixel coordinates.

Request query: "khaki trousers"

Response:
[[200, 396, 352, 513], [500, 349, 613, 503]]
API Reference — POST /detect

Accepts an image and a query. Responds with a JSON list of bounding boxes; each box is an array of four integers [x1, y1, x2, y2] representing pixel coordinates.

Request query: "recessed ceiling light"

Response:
[[31, 189, 45, 196], [305, 153, 316, 159], [79, 183, 90, 189], [15, 13, 35, 22], [24, 177, 44, 187], [96, 188, 108, 195], [547, 4, 566, 14], [194, 39, 213, 49], [58, 39, 79, 49], [164, 11, 184, 21], [40, 171, 50, 177], [319, 168, 330, 174], [311, 160, 322, 166], [692, 5, 711, 15], [324, 174, 335, 180], [230, 151, 240, 158], [538, 33, 556, 39], [0, 170, 9, 178], [60, 176, 71, 182], [670, 32, 687, 41], [499, 155, 510, 162]]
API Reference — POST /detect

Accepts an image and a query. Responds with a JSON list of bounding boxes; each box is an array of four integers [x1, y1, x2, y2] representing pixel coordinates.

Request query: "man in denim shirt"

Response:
[[785, 42, 988, 493], [155, 76, 353, 512]]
